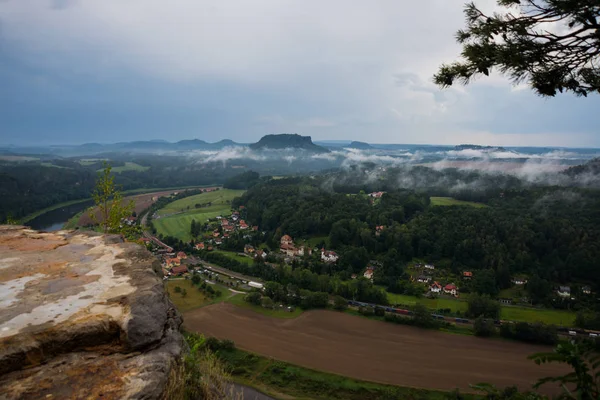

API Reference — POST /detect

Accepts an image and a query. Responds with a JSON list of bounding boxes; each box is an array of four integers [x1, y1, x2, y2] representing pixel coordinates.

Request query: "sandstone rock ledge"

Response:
[[0, 226, 184, 399]]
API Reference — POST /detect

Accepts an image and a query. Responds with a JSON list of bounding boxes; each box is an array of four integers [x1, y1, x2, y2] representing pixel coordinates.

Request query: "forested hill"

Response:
[[233, 176, 600, 301], [249, 134, 329, 153], [565, 157, 600, 177]]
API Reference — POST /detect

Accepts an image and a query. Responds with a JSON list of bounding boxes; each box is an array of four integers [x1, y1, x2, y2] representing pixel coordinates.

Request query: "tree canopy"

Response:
[[435, 0, 600, 96]]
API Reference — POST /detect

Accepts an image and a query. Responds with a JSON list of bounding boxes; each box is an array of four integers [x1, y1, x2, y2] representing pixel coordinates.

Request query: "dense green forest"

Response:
[[232, 173, 600, 308], [0, 156, 246, 222]]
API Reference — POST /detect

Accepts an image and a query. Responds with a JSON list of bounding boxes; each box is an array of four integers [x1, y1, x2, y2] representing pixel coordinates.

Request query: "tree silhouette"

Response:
[[435, 1, 600, 97]]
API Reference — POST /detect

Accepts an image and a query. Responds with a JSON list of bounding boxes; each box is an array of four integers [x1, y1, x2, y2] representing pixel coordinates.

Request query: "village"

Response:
[[147, 203, 591, 307]]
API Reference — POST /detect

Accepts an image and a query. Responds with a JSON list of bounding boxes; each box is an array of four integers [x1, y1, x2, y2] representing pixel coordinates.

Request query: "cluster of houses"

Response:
[[162, 251, 189, 277], [194, 210, 258, 252], [557, 285, 592, 299], [277, 235, 339, 263], [244, 244, 268, 260], [280, 235, 312, 257], [429, 282, 459, 297]]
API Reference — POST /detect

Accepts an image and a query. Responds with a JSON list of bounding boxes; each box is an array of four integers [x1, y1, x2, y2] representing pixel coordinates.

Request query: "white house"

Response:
[[512, 278, 527, 285], [557, 286, 571, 298], [417, 275, 431, 283], [424, 264, 435, 270], [321, 249, 339, 263], [248, 281, 264, 290], [430, 282, 442, 293], [363, 267, 374, 281]]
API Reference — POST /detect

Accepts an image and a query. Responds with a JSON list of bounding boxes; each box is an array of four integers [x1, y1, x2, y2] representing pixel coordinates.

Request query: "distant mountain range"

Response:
[[0, 134, 331, 156]]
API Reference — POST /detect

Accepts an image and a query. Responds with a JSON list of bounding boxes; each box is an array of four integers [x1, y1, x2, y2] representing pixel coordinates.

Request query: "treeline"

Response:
[[0, 156, 240, 223], [0, 164, 96, 222], [234, 177, 600, 300], [196, 250, 388, 305], [245, 282, 329, 310], [223, 171, 261, 190]]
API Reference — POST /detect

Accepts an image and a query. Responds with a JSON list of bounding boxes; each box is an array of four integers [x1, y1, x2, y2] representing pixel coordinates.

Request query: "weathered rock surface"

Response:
[[0, 226, 183, 399]]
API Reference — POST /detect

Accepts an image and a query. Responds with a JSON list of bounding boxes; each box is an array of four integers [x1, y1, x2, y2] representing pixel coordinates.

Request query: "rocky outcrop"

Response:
[[0, 226, 184, 399]]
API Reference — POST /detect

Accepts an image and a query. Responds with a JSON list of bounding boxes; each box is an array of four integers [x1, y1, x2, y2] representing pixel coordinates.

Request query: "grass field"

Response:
[[213, 250, 255, 266], [153, 212, 226, 241], [105, 162, 149, 173], [386, 291, 575, 325], [40, 162, 69, 169], [79, 158, 106, 165], [153, 189, 244, 241], [386, 292, 469, 312], [430, 197, 487, 208], [226, 293, 303, 319], [166, 280, 216, 312], [156, 189, 244, 216], [217, 347, 459, 400], [501, 307, 575, 326]]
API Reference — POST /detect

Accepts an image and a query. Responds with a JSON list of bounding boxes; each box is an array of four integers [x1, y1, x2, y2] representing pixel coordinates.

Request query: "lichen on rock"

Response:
[[0, 226, 183, 399]]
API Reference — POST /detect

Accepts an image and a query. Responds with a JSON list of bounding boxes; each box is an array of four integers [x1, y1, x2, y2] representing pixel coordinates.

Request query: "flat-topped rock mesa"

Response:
[[0, 226, 183, 399]]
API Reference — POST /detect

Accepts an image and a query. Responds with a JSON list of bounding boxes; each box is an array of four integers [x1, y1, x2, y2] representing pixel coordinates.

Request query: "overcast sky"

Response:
[[1, 0, 599, 147]]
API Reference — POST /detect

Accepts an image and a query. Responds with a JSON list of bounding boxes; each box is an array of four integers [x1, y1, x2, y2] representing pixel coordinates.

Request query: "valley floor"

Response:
[[183, 303, 567, 395]]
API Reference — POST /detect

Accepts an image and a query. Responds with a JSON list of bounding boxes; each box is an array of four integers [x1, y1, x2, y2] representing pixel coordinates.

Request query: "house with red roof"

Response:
[[177, 251, 187, 260], [195, 243, 205, 250], [171, 265, 188, 276], [430, 282, 442, 294], [279, 235, 310, 257], [165, 257, 181, 267], [444, 284, 458, 297], [463, 271, 473, 279], [280, 235, 293, 246]]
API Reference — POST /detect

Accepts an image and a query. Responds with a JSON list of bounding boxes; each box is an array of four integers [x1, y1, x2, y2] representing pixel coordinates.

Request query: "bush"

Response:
[[473, 316, 496, 337], [333, 295, 348, 311], [359, 306, 375, 316], [466, 294, 500, 319], [412, 304, 434, 328], [261, 296, 274, 309], [174, 286, 182, 293], [244, 291, 262, 305], [374, 307, 386, 317], [499, 322, 557, 345], [191, 274, 201, 285]]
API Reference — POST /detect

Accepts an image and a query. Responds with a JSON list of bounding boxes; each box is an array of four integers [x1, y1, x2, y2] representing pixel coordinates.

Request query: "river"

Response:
[[26, 200, 93, 232]]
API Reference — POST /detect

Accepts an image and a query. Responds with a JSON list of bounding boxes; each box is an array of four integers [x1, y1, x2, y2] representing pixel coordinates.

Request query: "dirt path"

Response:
[[184, 303, 568, 394]]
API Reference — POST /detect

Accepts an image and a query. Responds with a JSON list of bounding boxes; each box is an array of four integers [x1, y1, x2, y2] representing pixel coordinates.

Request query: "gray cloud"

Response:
[[0, 0, 599, 146]]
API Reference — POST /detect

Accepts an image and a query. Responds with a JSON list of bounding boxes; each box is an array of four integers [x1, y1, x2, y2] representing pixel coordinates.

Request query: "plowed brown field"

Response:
[[184, 303, 568, 394]]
